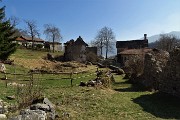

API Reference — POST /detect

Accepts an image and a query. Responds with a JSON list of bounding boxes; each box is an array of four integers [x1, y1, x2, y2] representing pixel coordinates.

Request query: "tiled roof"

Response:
[[64, 36, 88, 46], [44, 41, 62, 44], [16, 36, 44, 42], [116, 39, 148, 48], [74, 36, 88, 46]]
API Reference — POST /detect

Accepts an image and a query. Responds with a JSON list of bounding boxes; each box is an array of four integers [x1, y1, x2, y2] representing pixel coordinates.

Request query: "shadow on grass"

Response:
[[113, 80, 130, 85], [133, 92, 180, 119], [114, 81, 147, 92]]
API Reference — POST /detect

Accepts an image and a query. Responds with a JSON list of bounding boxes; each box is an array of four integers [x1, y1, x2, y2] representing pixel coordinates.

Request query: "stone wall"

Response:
[[159, 47, 180, 97], [140, 49, 169, 90]]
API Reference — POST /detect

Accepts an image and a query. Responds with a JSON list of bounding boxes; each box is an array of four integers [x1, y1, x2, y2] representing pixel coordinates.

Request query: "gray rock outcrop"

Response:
[[9, 98, 56, 120], [159, 47, 180, 97], [140, 49, 169, 90]]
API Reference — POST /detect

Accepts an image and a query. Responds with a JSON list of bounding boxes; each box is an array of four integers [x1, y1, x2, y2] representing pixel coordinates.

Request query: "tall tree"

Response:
[[93, 26, 116, 59], [44, 24, 62, 52], [0, 6, 17, 60], [24, 20, 40, 49], [91, 36, 104, 56]]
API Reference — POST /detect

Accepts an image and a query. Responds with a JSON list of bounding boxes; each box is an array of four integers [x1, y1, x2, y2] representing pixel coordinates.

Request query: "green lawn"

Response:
[[0, 49, 180, 119], [10, 48, 63, 60]]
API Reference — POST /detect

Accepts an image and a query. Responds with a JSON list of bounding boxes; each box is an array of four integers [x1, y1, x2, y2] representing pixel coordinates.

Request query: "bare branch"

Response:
[[44, 24, 62, 52], [24, 20, 40, 49], [92, 26, 116, 58], [9, 16, 20, 26]]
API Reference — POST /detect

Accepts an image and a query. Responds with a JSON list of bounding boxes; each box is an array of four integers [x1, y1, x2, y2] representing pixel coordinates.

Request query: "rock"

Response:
[[0, 100, 4, 114], [159, 47, 180, 97], [87, 80, 96, 87], [30, 103, 50, 111], [6, 95, 15, 100], [79, 81, 87, 87], [0, 106, 4, 114], [43, 98, 57, 119], [43, 98, 54, 111], [140, 50, 169, 90], [0, 114, 7, 119], [47, 53, 54, 61], [10, 97, 57, 120], [19, 109, 46, 120]]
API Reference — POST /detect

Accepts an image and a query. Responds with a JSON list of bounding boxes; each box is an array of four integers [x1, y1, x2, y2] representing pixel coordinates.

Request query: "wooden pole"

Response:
[[70, 72, 73, 87]]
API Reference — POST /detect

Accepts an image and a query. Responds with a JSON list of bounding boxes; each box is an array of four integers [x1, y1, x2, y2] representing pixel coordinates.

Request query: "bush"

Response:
[[124, 55, 144, 82], [17, 74, 44, 109], [86, 52, 99, 63], [36, 44, 43, 50]]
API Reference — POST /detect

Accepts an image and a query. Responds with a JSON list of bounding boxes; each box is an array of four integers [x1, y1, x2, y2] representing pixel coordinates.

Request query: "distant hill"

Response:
[[145, 31, 180, 43]]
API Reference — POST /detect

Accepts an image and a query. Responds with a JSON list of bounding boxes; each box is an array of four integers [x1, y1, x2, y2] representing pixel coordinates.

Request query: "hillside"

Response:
[[0, 49, 180, 119], [144, 31, 180, 43]]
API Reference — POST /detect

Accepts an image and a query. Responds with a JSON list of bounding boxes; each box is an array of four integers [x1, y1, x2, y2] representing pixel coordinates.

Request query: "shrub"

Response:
[[86, 52, 99, 63], [124, 55, 144, 82], [36, 44, 43, 50], [16, 74, 44, 109]]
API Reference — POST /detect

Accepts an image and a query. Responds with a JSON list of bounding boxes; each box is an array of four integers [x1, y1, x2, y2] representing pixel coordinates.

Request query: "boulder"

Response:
[[43, 98, 54, 111], [140, 49, 169, 90], [0, 100, 4, 114], [0, 114, 7, 119], [10, 109, 47, 120], [6, 95, 16, 100], [30, 103, 50, 111], [159, 47, 180, 97]]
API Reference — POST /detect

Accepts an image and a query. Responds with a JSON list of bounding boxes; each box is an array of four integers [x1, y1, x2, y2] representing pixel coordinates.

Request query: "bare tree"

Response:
[[91, 37, 104, 56], [9, 16, 20, 27], [44, 24, 62, 52], [93, 26, 116, 59], [154, 34, 180, 52], [24, 20, 40, 49]]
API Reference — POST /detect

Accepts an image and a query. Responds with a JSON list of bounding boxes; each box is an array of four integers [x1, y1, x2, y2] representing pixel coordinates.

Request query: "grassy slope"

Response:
[[0, 49, 180, 120]]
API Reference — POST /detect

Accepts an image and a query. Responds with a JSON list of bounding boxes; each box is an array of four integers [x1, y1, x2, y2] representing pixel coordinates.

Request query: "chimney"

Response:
[[144, 34, 147, 40]]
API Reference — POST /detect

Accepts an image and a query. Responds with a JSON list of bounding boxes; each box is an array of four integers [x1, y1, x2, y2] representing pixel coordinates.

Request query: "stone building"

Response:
[[116, 34, 148, 63], [64, 36, 88, 62], [44, 41, 62, 52], [119, 48, 151, 66], [64, 36, 97, 62], [86, 47, 97, 55]]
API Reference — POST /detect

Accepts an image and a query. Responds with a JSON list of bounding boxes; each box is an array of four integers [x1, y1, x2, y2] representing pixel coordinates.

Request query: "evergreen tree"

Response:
[[0, 6, 17, 60]]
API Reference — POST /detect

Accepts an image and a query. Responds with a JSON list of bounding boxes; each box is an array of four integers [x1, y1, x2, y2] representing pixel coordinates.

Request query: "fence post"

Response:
[[70, 72, 73, 87]]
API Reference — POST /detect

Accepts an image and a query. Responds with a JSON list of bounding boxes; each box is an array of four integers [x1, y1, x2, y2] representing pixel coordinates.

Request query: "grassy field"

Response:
[[0, 49, 180, 120]]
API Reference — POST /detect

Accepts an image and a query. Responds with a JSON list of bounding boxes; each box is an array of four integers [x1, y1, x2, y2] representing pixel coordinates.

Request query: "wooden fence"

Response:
[[2, 67, 98, 87]]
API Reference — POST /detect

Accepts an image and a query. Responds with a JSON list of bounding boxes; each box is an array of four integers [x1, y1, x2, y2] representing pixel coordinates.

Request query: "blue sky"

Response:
[[1, 0, 180, 43]]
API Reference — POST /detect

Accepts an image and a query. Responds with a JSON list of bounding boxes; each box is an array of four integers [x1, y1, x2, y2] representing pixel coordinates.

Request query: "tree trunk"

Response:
[[105, 46, 108, 59], [53, 35, 55, 53], [32, 36, 34, 50], [100, 41, 103, 56]]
